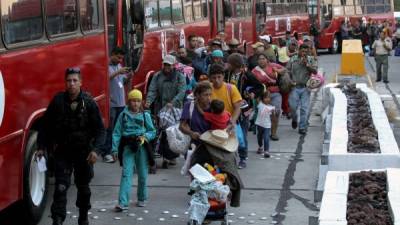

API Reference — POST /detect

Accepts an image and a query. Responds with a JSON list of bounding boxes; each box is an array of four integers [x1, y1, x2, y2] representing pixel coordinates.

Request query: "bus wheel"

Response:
[[22, 131, 48, 225], [329, 35, 339, 54]]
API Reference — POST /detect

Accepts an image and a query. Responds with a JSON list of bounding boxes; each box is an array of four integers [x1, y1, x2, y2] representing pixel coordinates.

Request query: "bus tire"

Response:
[[329, 35, 339, 54], [22, 131, 49, 225]]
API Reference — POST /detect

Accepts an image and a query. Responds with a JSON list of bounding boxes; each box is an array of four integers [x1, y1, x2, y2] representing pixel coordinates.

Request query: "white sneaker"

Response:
[[103, 154, 115, 163], [136, 201, 146, 207]]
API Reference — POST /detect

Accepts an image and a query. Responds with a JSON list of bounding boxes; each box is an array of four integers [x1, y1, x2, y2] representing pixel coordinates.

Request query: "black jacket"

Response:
[[225, 70, 264, 99], [37, 91, 105, 154]]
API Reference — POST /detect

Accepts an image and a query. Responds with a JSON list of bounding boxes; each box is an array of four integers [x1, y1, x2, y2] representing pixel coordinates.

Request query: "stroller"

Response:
[[187, 201, 229, 225], [187, 163, 231, 225]]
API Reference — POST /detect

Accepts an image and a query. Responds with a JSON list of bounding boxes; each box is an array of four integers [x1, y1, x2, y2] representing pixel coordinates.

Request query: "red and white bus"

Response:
[[0, 0, 109, 223], [252, 0, 311, 43], [108, 0, 311, 92], [311, 0, 395, 53], [107, 0, 258, 92]]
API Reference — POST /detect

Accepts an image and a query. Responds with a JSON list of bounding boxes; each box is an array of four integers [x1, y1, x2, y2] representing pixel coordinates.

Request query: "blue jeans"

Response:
[[289, 87, 310, 130], [102, 107, 124, 156], [238, 116, 249, 161], [119, 147, 148, 207], [257, 126, 271, 152]]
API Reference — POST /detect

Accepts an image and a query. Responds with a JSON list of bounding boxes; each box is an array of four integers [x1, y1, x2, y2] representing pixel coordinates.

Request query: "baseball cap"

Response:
[[259, 35, 271, 43], [303, 35, 311, 41], [163, 54, 176, 65]]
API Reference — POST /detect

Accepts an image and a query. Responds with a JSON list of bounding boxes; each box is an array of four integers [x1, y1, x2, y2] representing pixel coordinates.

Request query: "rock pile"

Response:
[[347, 171, 393, 225], [340, 83, 380, 153]]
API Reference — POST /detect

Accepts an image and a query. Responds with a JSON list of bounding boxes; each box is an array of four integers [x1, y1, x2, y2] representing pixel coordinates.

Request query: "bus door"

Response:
[[211, 0, 232, 36], [308, 0, 319, 24], [122, 0, 144, 71], [216, 0, 225, 33]]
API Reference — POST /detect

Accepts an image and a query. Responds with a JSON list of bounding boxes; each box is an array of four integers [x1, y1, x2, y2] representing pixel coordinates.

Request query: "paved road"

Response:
[[1, 53, 399, 225]]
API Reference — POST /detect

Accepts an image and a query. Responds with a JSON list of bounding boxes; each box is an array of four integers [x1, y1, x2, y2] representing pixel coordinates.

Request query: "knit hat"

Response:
[[211, 50, 224, 58], [128, 89, 143, 100]]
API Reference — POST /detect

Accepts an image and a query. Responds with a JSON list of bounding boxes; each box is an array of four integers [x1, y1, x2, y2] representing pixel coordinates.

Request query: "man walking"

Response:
[[37, 67, 106, 225], [372, 32, 392, 83], [103, 47, 132, 163], [225, 54, 263, 169], [145, 54, 186, 168], [287, 44, 317, 135]]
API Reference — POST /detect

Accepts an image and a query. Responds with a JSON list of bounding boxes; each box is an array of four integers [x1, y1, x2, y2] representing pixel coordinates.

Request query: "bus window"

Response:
[[223, 0, 232, 17], [194, 0, 202, 20], [81, 0, 100, 31], [144, 0, 159, 28], [45, 0, 78, 36], [124, 0, 144, 70], [107, 0, 117, 51], [235, 2, 246, 18], [184, 0, 194, 23], [202, 0, 208, 18], [1, 0, 44, 44], [255, 0, 266, 34], [172, 0, 184, 23], [159, 0, 172, 27]]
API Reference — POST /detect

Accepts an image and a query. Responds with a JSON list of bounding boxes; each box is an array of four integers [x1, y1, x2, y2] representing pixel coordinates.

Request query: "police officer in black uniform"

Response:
[[37, 67, 105, 225]]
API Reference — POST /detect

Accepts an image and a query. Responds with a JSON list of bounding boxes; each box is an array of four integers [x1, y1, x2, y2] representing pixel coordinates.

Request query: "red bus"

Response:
[[310, 0, 395, 53], [252, 0, 311, 44], [107, 0, 258, 92], [108, 0, 311, 91], [0, 0, 109, 223]]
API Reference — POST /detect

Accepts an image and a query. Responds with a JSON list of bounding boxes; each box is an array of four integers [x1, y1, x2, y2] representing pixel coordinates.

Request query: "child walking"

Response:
[[112, 89, 156, 211], [255, 91, 275, 158]]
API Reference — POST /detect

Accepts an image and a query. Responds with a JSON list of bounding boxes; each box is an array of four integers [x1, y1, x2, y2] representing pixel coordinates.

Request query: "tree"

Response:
[[395, 0, 400, 11]]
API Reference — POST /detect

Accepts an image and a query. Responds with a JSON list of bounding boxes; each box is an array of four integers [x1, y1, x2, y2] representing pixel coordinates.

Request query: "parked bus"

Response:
[[252, 0, 310, 47], [311, 0, 395, 53], [107, 0, 257, 92], [0, 0, 109, 223]]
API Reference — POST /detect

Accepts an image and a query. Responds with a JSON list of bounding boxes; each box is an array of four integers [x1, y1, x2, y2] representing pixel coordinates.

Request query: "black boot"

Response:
[[78, 209, 89, 225]]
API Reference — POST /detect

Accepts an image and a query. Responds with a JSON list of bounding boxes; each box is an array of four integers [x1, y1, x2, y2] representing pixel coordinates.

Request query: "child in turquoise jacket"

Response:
[[112, 89, 156, 211]]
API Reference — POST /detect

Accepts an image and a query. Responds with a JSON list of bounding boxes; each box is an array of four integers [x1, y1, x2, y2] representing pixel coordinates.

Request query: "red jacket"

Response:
[[204, 111, 231, 130]]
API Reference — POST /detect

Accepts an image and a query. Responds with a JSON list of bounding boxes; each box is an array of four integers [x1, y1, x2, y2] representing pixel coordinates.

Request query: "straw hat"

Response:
[[200, 129, 238, 152]]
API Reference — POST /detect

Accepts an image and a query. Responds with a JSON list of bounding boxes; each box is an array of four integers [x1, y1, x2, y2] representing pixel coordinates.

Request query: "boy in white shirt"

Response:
[[255, 91, 275, 158]]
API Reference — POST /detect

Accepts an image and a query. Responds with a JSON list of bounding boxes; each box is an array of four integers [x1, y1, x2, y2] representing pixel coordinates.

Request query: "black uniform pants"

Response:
[[51, 154, 94, 221]]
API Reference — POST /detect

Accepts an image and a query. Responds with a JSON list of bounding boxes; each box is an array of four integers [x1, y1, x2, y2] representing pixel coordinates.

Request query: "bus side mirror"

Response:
[[224, 0, 232, 18]]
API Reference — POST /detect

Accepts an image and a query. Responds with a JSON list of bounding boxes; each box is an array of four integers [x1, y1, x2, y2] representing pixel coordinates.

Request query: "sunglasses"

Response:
[[65, 67, 81, 75]]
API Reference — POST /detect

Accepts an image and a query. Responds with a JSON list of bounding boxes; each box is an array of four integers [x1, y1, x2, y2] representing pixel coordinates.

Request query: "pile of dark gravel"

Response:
[[347, 171, 393, 225], [340, 83, 380, 153]]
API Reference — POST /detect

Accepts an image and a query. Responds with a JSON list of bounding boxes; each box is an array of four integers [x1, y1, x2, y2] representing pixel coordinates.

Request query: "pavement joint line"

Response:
[[46, 183, 317, 192], [273, 89, 321, 224]]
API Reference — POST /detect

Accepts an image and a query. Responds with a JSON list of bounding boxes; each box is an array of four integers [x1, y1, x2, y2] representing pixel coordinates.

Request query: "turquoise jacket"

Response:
[[112, 108, 156, 154]]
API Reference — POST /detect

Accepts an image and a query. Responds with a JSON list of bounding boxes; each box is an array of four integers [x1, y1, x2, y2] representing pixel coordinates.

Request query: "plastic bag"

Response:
[[165, 123, 191, 154], [395, 46, 400, 57], [307, 71, 325, 89], [278, 71, 293, 93], [181, 147, 195, 175], [158, 106, 181, 129], [236, 124, 246, 149]]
